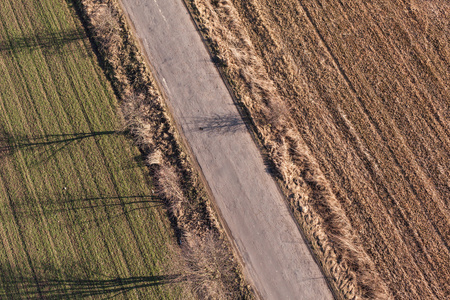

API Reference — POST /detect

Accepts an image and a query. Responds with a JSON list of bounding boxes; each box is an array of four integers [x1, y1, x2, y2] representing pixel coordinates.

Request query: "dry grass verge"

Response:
[[184, 0, 391, 299], [71, 0, 253, 298]]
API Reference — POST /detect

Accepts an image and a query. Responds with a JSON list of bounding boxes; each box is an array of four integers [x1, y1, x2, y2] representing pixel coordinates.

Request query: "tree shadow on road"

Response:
[[191, 113, 245, 135]]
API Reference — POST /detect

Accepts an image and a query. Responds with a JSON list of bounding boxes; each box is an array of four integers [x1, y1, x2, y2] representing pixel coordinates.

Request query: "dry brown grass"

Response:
[[90, 4, 121, 53], [153, 158, 186, 220], [181, 232, 237, 300], [73, 0, 253, 298], [185, 0, 449, 299]]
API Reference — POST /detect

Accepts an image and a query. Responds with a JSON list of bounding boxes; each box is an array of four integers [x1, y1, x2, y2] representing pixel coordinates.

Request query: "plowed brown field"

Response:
[[187, 0, 449, 299]]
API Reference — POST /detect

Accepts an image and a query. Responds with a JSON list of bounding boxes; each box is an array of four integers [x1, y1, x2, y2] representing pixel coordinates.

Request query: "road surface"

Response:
[[119, 0, 334, 299]]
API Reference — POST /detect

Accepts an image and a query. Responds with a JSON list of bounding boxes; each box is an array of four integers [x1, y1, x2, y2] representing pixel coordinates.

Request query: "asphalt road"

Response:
[[119, 0, 334, 299]]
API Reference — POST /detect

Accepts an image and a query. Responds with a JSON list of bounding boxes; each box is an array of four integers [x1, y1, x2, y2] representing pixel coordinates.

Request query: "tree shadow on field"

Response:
[[0, 130, 119, 164], [0, 28, 87, 54], [62, 194, 163, 225], [12, 192, 162, 226], [0, 263, 183, 299]]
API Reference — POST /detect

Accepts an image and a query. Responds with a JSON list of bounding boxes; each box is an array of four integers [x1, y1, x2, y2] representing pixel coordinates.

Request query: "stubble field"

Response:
[[0, 0, 192, 298], [187, 0, 449, 299]]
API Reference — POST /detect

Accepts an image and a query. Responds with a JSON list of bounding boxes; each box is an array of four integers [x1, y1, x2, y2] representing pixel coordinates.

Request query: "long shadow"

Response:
[[64, 195, 160, 209], [188, 114, 280, 176], [50, 194, 160, 211], [0, 131, 118, 151], [65, 195, 163, 225], [0, 29, 86, 52], [1, 273, 182, 299], [13, 194, 162, 225], [0, 131, 119, 163], [191, 113, 245, 135]]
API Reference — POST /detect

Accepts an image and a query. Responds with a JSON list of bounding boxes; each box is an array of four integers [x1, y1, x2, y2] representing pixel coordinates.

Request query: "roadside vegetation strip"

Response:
[[0, 0, 192, 299], [184, 0, 450, 299], [72, 0, 254, 298]]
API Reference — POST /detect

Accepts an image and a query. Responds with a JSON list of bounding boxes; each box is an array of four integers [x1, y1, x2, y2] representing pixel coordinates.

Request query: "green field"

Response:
[[0, 0, 191, 298]]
